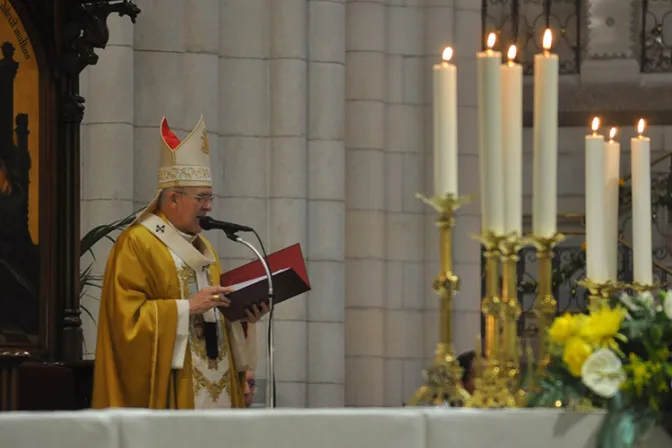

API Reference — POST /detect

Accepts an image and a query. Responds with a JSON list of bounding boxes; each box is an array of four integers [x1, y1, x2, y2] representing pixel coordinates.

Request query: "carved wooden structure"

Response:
[[0, 0, 139, 411]]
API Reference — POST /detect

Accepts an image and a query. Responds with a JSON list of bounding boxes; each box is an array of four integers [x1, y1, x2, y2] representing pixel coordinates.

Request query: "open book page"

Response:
[[227, 267, 290, 291]]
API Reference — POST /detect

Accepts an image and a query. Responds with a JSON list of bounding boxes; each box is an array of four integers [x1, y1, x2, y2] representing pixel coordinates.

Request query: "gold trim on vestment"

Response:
[[192, 367, 230, 402]]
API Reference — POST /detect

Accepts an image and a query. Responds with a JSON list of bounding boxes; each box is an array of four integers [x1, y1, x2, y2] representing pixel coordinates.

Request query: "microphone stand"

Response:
[[225, 232, 276, 409]]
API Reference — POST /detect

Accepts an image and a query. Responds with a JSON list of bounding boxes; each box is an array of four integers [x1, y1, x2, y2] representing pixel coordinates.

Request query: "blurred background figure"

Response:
[[457, 351, 476, 396], [244, 371, 256, 408]]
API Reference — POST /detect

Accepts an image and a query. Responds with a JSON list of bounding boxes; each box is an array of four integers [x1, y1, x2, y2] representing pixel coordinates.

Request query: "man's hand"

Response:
[[188, 285, 234, 315], [244, 302, 269, 323]]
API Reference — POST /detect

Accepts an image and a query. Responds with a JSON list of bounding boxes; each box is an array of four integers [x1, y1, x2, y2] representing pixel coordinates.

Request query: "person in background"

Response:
[[457, 350, 476, 395], [244, 370, 256, 408]]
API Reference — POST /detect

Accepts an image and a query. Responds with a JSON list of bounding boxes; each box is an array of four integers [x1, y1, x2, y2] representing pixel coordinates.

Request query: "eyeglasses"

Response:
[[176, 191, 214, 204], [247, 379, 256, 392]]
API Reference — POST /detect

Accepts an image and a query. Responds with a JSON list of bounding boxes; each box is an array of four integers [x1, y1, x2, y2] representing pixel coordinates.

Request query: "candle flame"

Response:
[[609, 127, 617, 140], [542, 29, 553, 51], [442, 47, 453, 62], [487, 33, 496, 50], [507, 45, 517, 61], [637, 118, 646, 135], [591, 117, 600, 132]]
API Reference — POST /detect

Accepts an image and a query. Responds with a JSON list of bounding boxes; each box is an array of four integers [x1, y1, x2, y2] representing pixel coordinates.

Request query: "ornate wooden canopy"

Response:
[[0, 0, 139, 410]]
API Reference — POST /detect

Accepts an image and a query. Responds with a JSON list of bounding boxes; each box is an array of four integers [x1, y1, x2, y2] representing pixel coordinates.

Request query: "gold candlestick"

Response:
[[628, 281, 659, 296], [528, 233, 565, 383], [406, 193, 473, 407], [468, 231, 517, 408], [499, 234, 523, 398], [577, 278, 618, 311]]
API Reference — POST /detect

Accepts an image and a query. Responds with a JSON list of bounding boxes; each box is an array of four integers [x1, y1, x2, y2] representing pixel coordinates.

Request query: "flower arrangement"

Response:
[[528, 291, 672, 447]]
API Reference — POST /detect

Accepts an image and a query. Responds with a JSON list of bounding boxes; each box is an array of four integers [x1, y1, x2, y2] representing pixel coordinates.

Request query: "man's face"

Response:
[[244, 370, 255, 408], [165, 187, 213, 234]]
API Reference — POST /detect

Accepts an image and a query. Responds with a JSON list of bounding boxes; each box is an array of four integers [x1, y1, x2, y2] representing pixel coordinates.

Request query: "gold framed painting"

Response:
[[0, 0, 49, 355]]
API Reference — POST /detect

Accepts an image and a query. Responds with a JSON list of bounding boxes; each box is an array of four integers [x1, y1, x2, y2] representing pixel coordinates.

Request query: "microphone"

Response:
[[198, 214, 277, 408], [199, 216, 253, 233]]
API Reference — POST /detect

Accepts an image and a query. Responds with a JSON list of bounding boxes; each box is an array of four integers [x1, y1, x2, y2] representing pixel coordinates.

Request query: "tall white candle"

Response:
[[604, 127, 621, 281], [433, 47, 458, 197], [501, 45, 523, 235], [631, 119, 653, 285], [477, 33, 505, 234], [585, 117, 608, 282], [532, 29, 559, 237]]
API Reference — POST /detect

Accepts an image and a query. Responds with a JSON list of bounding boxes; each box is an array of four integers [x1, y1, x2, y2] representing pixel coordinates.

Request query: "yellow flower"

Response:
[[563, 337, 593, 377], [549, 313, 583, 344], [580, 307, 627, 351], [627, 354, 651, 397]]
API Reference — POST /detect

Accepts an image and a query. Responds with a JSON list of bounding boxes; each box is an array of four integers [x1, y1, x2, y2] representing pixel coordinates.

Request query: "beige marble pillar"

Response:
[[383, 0, 426, 406], [218, 0, 271, 395], [184, 0, 222, 252], [307, 0, 346, 408], [79, 15, 135, 357], [132, 0, 185, 210], [344, 0, 387, 406], [268, 0, 309, 407]]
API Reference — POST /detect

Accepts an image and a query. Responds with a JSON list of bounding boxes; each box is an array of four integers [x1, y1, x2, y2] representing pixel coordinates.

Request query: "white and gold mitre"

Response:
[[131, 115, 212, 224], [158, 115, 212, 188]]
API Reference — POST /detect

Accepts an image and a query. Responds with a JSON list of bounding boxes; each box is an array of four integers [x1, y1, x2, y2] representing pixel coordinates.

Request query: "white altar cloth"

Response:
[[1, 408, 670, 448]]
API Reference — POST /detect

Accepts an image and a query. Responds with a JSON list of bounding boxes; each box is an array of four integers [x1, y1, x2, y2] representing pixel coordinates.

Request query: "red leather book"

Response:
[[218, 243, 311, 322]]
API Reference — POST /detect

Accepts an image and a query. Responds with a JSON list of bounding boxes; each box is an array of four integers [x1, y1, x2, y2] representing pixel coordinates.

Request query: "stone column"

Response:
[[184, 0, 222, 251], [383, 0, 426, 406], [306, 0, 346, 408], [218, 0, 271, 395], [344, 0, 387, 407], [79, 15, 135, 357], [132, 0, 185, 211], [268, 0, 309, 407]]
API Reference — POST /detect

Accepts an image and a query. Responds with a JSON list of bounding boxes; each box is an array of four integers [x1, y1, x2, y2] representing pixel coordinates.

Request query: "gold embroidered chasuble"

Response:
[[92, 214, 245, 409], [170, 240, 240, 408]]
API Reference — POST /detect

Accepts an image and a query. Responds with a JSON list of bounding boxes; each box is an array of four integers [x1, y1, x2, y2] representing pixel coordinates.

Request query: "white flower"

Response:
[[581, 349, 626, 398], [620, 292, 656, 316], [640, 291, 655, 311], [619, 292, 636, 309], [664, 290, 672, 320]]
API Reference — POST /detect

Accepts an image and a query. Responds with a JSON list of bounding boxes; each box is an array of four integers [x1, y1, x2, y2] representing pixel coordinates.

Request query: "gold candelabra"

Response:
[[577, 278, 618, 311], [467, 231, 521, 408], [628, 281, 659, 296], [499, 234, 526, 406], [406, 193, 473, 407], [407, 194, 566, 408], [527, 233, 565, 383]]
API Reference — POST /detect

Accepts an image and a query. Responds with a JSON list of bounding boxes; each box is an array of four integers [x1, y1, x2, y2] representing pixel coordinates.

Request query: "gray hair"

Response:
[[158, 188, 183, 208]]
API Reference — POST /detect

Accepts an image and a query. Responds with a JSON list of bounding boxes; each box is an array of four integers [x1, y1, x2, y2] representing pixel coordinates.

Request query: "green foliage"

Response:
[[79, 211, 138, 321], [530, 291, 672, 447]]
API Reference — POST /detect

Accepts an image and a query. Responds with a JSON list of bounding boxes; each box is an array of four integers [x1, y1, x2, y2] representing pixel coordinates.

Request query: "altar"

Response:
[[1, 408, 670, 448]]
